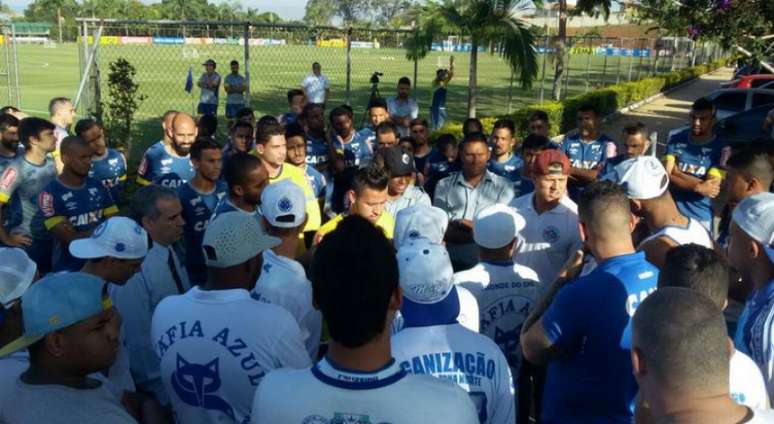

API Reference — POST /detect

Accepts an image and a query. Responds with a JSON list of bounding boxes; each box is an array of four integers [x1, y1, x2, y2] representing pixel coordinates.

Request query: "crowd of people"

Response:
[[0, 62, 773, 424]]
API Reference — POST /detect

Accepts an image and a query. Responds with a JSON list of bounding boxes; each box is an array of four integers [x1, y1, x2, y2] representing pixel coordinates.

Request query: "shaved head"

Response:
[[168, 112, 197, 155], [633, 287, 729, 393], [578, 181, 632, 240], [60, 135, 91, 156]]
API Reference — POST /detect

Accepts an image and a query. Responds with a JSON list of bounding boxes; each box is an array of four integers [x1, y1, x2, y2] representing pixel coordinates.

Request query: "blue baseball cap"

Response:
[[0, 272, 111, 357], [397, 239, 460, 327]]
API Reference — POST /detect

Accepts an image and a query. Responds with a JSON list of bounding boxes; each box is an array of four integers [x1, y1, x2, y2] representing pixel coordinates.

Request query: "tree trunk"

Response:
[[551, 0, 567, 101], [468, 38, 478, 118]]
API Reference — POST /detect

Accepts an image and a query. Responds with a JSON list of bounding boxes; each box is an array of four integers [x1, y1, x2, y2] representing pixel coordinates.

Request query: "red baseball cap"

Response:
[[532, 149, 570, 176]]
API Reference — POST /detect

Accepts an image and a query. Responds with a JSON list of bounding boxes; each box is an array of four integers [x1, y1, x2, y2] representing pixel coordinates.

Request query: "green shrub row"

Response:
[[430, 57, 731, 142]]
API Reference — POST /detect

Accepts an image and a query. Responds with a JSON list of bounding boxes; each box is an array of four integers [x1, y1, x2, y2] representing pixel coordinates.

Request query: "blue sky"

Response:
[[5, 0, 309, 20]]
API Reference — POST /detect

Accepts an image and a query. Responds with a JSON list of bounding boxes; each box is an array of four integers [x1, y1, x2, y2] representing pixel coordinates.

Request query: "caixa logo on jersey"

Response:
[[302, 413, 390, 424], [480, 294, 532, 365]]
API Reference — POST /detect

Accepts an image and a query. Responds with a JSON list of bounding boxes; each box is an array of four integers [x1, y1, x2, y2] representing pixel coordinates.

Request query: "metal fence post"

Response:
[[10, 24, 19, 109], [345, 27, 352, 106], [636, 38, 644, 80], [538, 34, 548, 104], [627, 39, 634, 82], [243, 23, 250, 100], [601, 37, 609, 87], [584, 36, 592, 92], [563, 37, 571, 99], [616, 37, 622, 84]]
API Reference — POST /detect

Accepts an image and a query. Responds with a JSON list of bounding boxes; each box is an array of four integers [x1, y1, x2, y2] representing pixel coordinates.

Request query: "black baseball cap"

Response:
[[381, 146, 415, 177]]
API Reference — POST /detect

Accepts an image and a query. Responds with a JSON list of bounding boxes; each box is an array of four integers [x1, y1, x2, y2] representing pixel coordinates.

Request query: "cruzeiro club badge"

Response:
[[302, 413, 393, 424], [480, 295, 532, 367]]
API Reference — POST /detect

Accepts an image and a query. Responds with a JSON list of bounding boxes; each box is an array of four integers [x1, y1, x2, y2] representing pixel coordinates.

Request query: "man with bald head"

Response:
[[137, 112, 196, 188], [632, 288, 774, 423], [521, 181, 659, 423], [135, 110, 178, 184]]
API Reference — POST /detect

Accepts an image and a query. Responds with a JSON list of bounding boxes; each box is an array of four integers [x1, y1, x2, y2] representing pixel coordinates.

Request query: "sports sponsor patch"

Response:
[[0, 167, 17, 191], [38, 191, 55, 217]]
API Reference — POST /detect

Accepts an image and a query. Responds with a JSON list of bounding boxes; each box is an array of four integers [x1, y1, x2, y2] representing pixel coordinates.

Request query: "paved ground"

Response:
[[601, 67, 736, 147]]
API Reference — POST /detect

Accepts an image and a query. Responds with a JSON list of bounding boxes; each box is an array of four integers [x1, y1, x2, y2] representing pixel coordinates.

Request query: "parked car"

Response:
[[721, 74, 774, 89], [667, 105, 773, 147], [733, 64, 772, 80], [702, 88, 774, 120]]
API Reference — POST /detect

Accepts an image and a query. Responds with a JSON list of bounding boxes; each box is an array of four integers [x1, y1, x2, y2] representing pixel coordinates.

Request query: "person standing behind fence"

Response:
[[198, 59, 221, 117], [224, 60, 247, 120], [302, 62, 330, 106], [430, 56, 454, 130], [49, 97, 75, 174], [388, 77, 419, 137]]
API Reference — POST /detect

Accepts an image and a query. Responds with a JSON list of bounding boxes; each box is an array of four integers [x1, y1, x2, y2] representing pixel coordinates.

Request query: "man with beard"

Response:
[[38, 136, 118, 272], [664, 97, 730, 232], [488, 118, 524, 195], [561, 104, 616, 201], [0, 114, 21, 237], [137, 112, 197, 187]]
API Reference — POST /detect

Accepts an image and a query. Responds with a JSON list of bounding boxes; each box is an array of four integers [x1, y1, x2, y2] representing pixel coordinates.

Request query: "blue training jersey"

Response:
[[304, 165, 327, 199], [89, 148, 127, 200], [488, 154, 524, 196], [333, 131, 373, 168], [541, 251, 658, 424], [137, 145, 195, 186], [306, 133, 329, 168], [178, 180, 227, 284], [665, 132, 729, 225], [153, 173, 187, 190], [39, 177, 118, 271], [562, 133, 614, 200], [0, 149, 23, 234]]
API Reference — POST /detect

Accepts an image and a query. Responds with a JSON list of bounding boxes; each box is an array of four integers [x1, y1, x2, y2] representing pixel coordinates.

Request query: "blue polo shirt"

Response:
[[488, 154, 524, 196], [541, 251, 658, 424], [89, 148, 127, 200], [665, 132, 729, 226], [306, 134, 329, 168], [178, 180, 226, 284]]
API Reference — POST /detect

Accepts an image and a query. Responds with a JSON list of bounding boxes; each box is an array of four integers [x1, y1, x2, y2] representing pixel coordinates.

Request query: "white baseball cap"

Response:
[[394, 204, 449, 248], [473, 204, 525, 249], [732, 192, 774, 263], [0, 247, 36, 307], [397, 239, 460, 326], [260, 180, 306, 229], [70, 217, 149, 260], [202, 211, 281, 268], [603, 156, 669, 200]]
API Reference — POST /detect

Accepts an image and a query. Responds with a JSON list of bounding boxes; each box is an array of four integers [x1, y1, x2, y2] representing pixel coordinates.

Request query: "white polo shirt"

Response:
[[251, 356, 479, 423], [731, 349, 770, 409], [392, 323, 515, 424], [454, 260, 542, 378], [252, 249, 322, 359], [509, 193, 582, 285], [151, 286, 311, 424]]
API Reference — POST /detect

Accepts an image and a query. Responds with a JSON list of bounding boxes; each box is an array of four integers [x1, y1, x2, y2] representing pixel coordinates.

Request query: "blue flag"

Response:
[[184, 66, 193, 93]]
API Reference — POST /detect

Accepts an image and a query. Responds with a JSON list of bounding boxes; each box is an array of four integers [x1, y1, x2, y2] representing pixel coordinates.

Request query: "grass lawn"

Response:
[[6, 42, 688, 167]]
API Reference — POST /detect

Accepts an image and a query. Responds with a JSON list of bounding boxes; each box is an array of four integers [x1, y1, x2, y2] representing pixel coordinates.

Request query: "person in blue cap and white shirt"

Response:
[[0, 247, 37, 410], [111, 184, 189, 405], [251, 215, 478, 423], [392, 203, 480, 333], [729, 192, 774, 401], [521, 181, 659, 424], [70, 216, 149, 401], [392, 238, 516, 424], [0, 272, 161, 423], [153, 211, 310, 424], [454, 204, 541, 385], [253, 179, 322, 359]]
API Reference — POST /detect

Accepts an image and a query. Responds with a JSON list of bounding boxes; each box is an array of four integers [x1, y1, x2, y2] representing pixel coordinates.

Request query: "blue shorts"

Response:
[[225, 103, 244, 119], [197, 103, 217, 116]]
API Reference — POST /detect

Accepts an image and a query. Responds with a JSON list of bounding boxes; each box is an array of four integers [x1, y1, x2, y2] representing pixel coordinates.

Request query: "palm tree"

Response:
[[411, 0, 539, 117]]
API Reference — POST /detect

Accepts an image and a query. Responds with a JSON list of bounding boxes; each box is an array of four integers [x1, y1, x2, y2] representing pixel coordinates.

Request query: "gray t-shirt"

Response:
[[1, 378, 137, 424], [385, 185, 431, 218], [224, 73, 246, 105], [0, 155, 56, 238]]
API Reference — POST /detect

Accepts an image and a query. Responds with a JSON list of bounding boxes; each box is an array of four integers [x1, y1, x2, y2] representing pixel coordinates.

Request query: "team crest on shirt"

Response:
[[171, 354, 236, 421], [302, 413, 385, 424], [480, 294, 533, 366], [542, 226, 560, 243]]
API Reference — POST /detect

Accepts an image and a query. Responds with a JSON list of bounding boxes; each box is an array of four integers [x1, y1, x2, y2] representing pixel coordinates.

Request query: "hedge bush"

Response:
[[430, 57, 730, 142]]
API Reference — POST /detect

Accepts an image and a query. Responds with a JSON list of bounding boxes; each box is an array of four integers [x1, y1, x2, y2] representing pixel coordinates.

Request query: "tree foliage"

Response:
[[104, 57, 145, 154]]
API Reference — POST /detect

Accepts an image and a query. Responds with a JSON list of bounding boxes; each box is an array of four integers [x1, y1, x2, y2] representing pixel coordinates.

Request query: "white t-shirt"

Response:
[[392, 285, 480, 334], [509, 193, 582, 285], [454, 260, 542, 377], [302, 73, 330, 104], [251, 356, 479, 423], [1, 378, 136, 424], [392, 323, 515, 424], [252, 249, 322, 359], [731, 349, 770, 409], [150, 286, 311, 424], [638, 217, 714, 250]]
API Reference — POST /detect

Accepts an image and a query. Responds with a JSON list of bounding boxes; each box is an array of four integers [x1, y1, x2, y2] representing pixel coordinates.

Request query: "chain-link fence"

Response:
[[59, 19, 724, 134]]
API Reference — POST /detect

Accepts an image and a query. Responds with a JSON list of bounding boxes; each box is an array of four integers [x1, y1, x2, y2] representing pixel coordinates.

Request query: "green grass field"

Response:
[[3, 41, 685, 163]]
